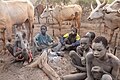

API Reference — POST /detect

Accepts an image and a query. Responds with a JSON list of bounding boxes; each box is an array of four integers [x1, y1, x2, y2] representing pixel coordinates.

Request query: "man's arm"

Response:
[[33, 33, 39, 47], [71, 40, 80, 47], [71, 61, 86, 71], [86, 52, 94, 80], [111, 57, 120, 80], [60, 33, 69, 45], [71, 34, 80, 46], [47, 34, 53, 43]]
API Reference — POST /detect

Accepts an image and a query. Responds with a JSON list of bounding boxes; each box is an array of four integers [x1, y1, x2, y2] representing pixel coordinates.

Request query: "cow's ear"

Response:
[[49, 8, 53, 11]]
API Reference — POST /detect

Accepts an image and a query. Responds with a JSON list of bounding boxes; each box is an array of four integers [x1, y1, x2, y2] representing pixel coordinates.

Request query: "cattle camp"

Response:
[[0, 0, 120, 80]]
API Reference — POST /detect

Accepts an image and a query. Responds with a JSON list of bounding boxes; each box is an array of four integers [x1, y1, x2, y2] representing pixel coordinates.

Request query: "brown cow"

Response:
[[40, 4, 82, 34], [0, 0, 34, 53]]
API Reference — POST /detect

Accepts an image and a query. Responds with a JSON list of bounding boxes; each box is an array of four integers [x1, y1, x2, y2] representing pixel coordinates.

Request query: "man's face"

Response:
[[80, 37, 90, 50], [41, 27, 47, 35], [71, 28, 76, 35], [92, 42, 107, 59]]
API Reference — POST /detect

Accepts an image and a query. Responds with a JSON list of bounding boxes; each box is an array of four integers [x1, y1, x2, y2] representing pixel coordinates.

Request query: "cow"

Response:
[[40, 4, 82, 34], [34, 3, 45, 24], [87, 0, 120, 44], [104, 0, 120, 13], [0, 0, 34, 53], [104, 0, 120, 17]]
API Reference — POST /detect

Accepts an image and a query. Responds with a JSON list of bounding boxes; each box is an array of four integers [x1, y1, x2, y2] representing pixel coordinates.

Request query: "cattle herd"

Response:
[[0, 0, 120, 80]]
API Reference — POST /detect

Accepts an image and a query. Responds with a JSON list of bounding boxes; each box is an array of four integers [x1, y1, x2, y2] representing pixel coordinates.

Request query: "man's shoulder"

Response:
[[88, 48, 93, 53], [86, 52, 94, 59], [63, 33, 69, 37], [107, 53, 120, 65], [46, 33, 52, 37], [35, 33, 40, 36]]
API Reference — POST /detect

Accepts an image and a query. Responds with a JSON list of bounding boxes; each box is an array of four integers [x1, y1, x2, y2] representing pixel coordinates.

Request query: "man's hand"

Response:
[[91, 66, 107, 73]]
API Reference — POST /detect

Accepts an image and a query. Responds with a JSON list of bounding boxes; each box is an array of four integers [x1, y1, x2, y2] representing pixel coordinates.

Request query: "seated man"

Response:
[[86, 36, 120, 80], [33, 25, 54, 52], [53, 27, 80, 52], [69, 36, 92, 73], [6, 31, 33, 64]]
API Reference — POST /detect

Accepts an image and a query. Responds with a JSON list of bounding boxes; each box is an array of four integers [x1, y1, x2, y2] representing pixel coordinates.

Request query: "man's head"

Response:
[[80, 36, 91, 51], [92, 36, 108, 59], [40, 25, 47, 35], [22, 31, 26, 39], [70, 27, 77, 35], [85, 32, 95, 42]]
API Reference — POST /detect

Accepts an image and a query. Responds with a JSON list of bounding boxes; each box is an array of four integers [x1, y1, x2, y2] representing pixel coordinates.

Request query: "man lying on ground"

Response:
[[85, 36, 120, 80]]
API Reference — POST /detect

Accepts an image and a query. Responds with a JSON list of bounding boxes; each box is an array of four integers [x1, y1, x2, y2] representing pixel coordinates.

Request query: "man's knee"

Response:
[[101, 74, 112, 80], [76, 46, 81, 51]]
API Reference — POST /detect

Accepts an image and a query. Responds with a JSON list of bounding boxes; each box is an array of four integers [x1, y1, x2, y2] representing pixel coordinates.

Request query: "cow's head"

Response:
[[104, 0, 120, 13], [40, 6, 54, 18], [87, 0, 108, 20]]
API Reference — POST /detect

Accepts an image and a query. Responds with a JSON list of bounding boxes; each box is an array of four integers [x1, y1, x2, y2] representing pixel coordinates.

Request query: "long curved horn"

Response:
[[100, 0, 108, 8], [96, 0, 101, 5], [91, 2, 94, 10], [118, 9, 120, 13], [109, 0, 119, 7]]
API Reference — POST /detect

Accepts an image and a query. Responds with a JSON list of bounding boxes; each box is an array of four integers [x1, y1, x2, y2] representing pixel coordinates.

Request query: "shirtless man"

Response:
[[6, 31, 33, 64], [69, 36, 92, 72], [85, 36, 120, 80], [61, 36, 92, 80]]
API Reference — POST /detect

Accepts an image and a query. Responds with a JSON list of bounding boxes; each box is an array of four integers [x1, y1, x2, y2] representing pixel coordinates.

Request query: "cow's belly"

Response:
[[10, 13, 28, 25], [60, 9, 80, 21], [6, 4, 29, 24]]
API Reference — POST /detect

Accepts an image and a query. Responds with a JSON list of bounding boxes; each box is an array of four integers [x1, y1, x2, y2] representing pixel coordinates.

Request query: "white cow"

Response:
[[105, 0, 120, 13], [87, 0, 120, 44]]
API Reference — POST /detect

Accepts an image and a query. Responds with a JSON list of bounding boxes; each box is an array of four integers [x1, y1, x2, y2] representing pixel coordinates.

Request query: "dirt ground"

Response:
[[0, 5, 120, 80]]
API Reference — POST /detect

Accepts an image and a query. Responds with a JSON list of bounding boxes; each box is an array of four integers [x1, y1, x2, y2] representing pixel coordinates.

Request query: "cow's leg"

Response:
[[109, 29, 115, 44], [76, 19, 81, 35], [58, 22, 62, 36], [37, 10, 40, 24], [0, 33, 4, 53], [6, 23, 12, 43], [0, 28, 6, 53], [24, 21, 30, 41], [2, 30, 6, 53], [29, 20, 34, 45], [104, 25, 108, 34]]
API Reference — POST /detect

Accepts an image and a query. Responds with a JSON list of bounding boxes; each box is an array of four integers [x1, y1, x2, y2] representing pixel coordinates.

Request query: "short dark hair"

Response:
[[86, 32, 95, 41], [81, 35, 90, 43], [22, 31, 26, 39], [40, 25, 47, 30], [71, 27, 77, 33], [94, 36, 108, 48]]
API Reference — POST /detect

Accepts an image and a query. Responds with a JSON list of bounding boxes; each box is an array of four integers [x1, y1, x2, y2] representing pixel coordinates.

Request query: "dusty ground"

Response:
[[0, 5, 120, 80]]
